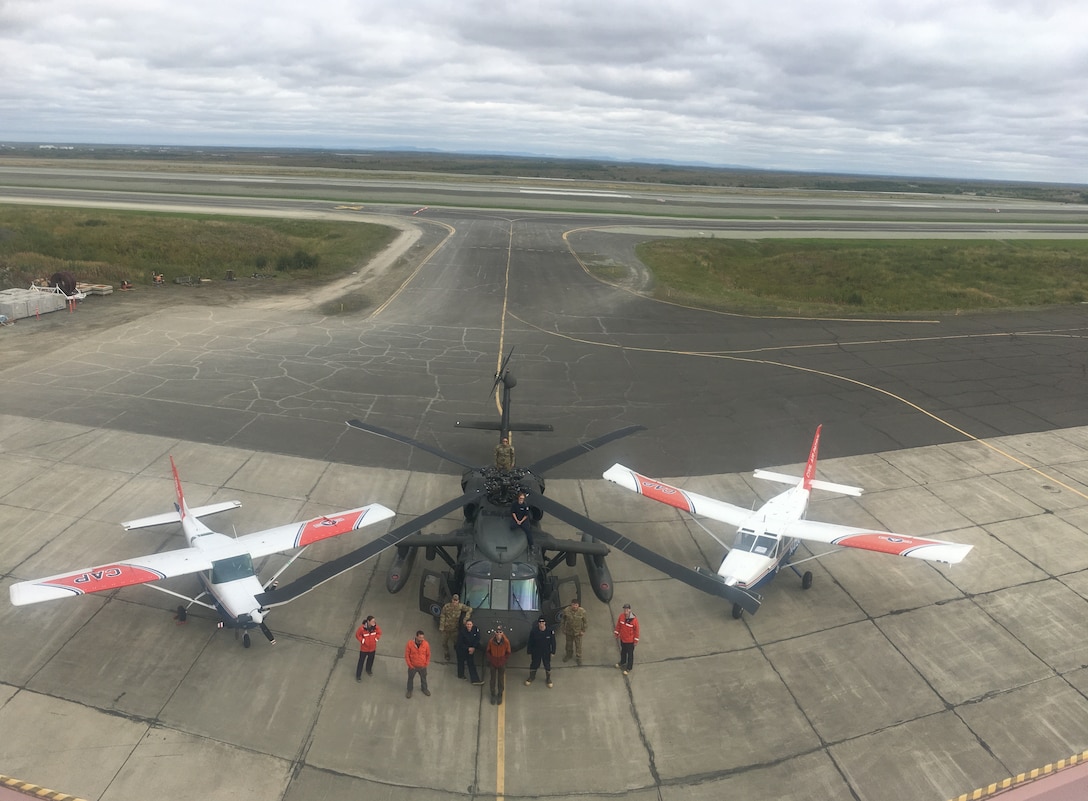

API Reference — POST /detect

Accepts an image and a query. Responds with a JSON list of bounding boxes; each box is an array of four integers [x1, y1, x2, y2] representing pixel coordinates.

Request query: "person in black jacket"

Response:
[[525, 616, 557, 688], [456, 618, 484, 685]]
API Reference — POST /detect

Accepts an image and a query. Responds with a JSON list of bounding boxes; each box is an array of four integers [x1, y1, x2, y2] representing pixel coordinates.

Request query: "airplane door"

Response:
[[419, 569, 449, 620]]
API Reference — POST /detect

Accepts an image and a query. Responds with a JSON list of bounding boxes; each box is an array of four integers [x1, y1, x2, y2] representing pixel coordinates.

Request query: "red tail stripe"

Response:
[[802, 425, 822, 490]]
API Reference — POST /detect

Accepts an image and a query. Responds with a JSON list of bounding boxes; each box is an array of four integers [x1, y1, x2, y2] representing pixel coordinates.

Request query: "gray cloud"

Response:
[[1, 0, 1084, 181]]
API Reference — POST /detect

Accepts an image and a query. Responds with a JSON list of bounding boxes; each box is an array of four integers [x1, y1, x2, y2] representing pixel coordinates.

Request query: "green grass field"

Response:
[[634, 238, 1088, 315], [0, 205, 396, 288]]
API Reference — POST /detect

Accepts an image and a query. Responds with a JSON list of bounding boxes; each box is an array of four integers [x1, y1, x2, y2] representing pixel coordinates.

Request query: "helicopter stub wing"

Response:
[[532, 495, 762, 615], [535, 531, 610, 556]]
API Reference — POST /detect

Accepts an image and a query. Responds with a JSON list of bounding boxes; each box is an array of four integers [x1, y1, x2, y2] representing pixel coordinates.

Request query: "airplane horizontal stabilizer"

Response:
[[122, 500, 242, 530], [753, 470, 863, 496]]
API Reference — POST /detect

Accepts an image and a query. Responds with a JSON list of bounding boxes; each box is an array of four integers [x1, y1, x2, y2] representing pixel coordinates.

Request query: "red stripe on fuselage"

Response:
[[634, 475, 695, 514]]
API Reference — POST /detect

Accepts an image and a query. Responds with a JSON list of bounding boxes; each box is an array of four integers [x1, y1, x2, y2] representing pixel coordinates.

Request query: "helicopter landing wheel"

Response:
[[802, 571, 813, 590], [731, 603, 743, 620]]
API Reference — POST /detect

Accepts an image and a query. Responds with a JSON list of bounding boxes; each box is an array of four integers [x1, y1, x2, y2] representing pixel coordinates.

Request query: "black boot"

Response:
[[524, 669, 537, 686]]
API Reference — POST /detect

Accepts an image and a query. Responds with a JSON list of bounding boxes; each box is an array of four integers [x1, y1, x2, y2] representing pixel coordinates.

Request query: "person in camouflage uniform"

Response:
[[494, 436, 515, 470], [439, 593, 472, 661], [560, 598, 588, 665]]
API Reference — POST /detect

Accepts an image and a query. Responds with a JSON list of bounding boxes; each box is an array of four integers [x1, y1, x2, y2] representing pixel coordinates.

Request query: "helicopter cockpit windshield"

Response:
[[462, 563, 540, 612]]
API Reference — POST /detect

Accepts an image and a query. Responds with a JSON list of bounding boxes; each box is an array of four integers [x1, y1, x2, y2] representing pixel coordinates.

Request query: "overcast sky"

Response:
[[2, 0, 1085, 183]]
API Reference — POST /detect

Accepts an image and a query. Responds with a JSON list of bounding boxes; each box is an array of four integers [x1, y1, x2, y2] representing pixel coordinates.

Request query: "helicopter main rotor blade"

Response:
[[346, 419, 478, 470], [532, 495, 762, 615], [491, 345, 515, 395], [525, 425, 647, 476], [257, 492, 476, 607]]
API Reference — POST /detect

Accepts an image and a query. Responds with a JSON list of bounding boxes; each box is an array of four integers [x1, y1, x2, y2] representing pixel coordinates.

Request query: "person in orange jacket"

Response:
[[404, 630, 432, 699], [486, 626, 512, 705], [613, 603, 639, 675], [355, 615, 381, 681]]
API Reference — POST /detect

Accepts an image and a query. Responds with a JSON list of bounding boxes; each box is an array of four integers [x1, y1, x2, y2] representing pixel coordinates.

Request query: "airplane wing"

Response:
[[9, 548, 214, 606], [603, 464, 753, 528], [532, 494, 762, 614], [256, 493, 476, 607], [234, 503, 395, 559], [782, 519, 972, 564]]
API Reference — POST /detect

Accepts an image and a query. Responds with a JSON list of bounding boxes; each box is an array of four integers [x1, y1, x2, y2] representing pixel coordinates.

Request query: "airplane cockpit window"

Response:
[[211, 553, 256, 583], [734, 528, 778, 557]]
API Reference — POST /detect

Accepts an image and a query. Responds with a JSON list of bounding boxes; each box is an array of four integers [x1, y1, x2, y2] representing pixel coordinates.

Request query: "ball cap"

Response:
[[622, 603, 631, 608], [537, 616, 547, 623]]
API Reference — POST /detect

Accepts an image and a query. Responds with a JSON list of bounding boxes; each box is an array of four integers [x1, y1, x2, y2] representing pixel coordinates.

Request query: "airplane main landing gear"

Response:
[[243, 632, 251, 648], [802, 571, 813, 590], [732, 603, 744, 619]]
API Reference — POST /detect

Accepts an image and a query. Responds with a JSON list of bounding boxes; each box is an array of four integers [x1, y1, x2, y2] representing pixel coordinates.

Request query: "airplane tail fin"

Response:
[[170, 456, 190, 522], [802, 425, 822, 490], [752, 425, 864, 497]]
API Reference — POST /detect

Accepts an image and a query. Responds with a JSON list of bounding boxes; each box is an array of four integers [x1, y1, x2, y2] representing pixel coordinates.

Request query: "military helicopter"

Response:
[[258, 351, 760, 651]]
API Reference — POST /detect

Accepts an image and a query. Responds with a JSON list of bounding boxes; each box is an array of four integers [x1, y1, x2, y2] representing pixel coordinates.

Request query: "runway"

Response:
[[2, 168, 1088, 801]]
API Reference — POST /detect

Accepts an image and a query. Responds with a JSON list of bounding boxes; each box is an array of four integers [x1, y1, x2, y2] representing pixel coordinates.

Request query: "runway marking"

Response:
[[369, 221, 456, 319], [510, 313, 1088, 503], [496, 691, 506, 799]]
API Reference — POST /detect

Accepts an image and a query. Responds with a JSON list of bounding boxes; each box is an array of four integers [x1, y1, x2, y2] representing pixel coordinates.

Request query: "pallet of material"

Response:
[[76, 283, 114, 296]]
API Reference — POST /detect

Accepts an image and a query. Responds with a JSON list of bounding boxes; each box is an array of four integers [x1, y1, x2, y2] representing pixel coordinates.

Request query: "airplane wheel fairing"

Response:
[[731, 603, 743, 620], [802, 571, 813, 590], [243, 632, 251, 648]]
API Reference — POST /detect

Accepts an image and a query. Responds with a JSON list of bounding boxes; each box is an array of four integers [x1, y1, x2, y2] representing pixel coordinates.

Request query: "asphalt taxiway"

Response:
[[3, 176, 1088, 801]]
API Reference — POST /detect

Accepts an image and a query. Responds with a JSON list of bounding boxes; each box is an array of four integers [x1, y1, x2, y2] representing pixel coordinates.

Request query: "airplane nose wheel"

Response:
[[731, 603, 744, 620], [802, 571, 813, 590]]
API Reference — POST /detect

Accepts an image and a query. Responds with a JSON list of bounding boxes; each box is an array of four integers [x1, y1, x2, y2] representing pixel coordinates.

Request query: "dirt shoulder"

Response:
[[0, 217, 423, 372]]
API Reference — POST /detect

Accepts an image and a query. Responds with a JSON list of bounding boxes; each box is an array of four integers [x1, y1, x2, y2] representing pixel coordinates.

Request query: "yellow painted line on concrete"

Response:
[[495, 691, 506, 799], [0, 775, 87, 801], [948, 749, 1088, 801], [511, 313, 1088, 504]]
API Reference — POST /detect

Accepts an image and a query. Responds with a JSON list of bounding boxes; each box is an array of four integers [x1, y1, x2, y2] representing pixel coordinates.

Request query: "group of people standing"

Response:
[[354, 594, 641, 703]]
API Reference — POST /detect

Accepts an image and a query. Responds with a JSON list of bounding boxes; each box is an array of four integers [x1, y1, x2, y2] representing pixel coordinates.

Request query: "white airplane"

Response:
[[9, 458, 396, 648], [603, 425, 972, 619]]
